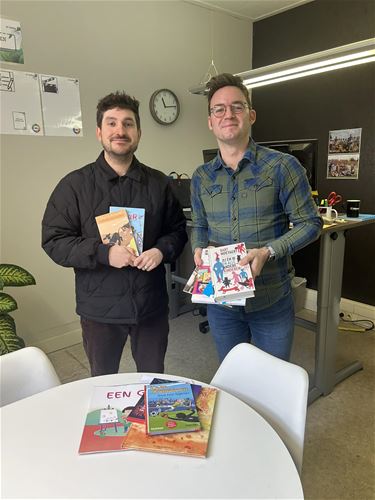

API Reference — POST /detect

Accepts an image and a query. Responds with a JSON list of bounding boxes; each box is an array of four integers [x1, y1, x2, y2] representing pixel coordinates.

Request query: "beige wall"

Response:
[[0, 0, 252, 351]]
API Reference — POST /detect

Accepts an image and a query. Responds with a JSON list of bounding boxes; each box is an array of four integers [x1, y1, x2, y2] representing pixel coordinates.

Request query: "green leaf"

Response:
[[0, 314, 25, 355], [0, 292, 18, 314], [0, 264, 36, 287]]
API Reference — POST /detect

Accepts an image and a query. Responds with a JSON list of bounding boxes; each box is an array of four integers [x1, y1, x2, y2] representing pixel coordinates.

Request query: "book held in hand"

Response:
[[208, 242, 255, 302], [95, 209, 138, 256], [183, 247, 248, 306], [110, 206, 145, 254], [145, 382, 201, 436]]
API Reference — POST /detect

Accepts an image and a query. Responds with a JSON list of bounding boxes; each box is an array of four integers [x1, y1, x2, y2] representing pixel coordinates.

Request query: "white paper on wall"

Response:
[[39, 74, 83, 137], [0, 18, 24, 64], [0, 69, 43, 135]]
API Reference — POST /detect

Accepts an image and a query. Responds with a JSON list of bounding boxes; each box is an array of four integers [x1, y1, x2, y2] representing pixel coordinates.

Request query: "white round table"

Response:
[[1, 372, 303, 499]]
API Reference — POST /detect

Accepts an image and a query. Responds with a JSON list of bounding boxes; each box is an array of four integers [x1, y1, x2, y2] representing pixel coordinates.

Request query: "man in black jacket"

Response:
[[42, 91, 188, 376]]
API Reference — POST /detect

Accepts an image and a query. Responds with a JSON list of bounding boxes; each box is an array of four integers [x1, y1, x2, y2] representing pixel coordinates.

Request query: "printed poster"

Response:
[[327, 128, 361, 179], [39, 74, 83, 137], [0, 70, 43, 135], [0, 18, 24, 64]]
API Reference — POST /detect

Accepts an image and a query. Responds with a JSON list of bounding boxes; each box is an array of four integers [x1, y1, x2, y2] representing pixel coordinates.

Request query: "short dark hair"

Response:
[[206, 73, 252, 114], [96, 91, 140, 129]]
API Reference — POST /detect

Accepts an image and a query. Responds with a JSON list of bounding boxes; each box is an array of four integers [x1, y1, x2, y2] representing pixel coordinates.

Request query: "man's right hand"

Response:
[[194, 247, 203, 267], [108, 245, 136, 268]]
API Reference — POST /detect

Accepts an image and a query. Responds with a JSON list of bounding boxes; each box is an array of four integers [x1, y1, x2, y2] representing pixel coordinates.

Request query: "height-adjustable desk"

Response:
[[166, 215, 375, 404], [296, 216, 375, 403]]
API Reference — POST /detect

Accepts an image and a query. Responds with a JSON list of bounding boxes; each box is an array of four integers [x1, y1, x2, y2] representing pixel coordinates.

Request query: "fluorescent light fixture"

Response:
[[189, 38, 375, 94]]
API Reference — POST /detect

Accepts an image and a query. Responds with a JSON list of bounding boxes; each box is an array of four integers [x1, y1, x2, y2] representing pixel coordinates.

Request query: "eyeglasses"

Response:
[[209, 102, 250, 118]]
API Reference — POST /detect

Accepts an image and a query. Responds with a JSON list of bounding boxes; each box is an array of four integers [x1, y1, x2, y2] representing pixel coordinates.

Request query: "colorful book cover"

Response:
[[78, 383, 145, 454], [123, 387, 217, 458], [127, 378, 202, 424], [95, 209, 139, 256], [184, 248, 246, 306], [110, 206, 145, 254], [145, 383, 201, 435], [208, 242, 255, 302]]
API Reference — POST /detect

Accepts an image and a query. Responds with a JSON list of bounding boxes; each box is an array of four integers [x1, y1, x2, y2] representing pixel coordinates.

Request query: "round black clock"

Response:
[[149, 89, 180, 125]]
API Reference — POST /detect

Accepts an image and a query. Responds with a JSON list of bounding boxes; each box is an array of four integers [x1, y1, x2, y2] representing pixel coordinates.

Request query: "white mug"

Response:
[[318, 206, 338, 219]]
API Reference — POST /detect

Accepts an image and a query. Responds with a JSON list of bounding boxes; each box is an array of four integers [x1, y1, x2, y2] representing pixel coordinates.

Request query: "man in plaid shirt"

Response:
[[191, 73, 322, 362]]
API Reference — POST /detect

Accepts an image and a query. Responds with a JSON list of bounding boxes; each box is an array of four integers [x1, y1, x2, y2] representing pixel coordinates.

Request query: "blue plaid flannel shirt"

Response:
[[190, 139, 322, 312]]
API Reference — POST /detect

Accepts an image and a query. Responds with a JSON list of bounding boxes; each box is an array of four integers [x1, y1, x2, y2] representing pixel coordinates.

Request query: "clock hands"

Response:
[[161, 97, 176, 109]]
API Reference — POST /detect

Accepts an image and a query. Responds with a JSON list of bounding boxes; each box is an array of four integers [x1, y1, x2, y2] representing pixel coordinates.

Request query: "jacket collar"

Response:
[[96, 151, 143, 182]]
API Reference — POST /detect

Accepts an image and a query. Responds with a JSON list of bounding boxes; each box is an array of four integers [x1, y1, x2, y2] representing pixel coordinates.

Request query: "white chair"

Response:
[[0, 346, 61, 407], [210, 343, 309, 474]]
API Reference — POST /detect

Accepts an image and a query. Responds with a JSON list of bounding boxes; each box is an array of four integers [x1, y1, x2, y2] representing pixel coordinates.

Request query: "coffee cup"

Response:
[[346, 200, 360, 218], [318, 206, 338, 219]]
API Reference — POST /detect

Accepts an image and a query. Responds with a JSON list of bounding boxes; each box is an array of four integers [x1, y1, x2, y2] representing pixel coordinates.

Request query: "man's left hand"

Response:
[[239, 247, 270, 279], [133, 248, 163, 272]]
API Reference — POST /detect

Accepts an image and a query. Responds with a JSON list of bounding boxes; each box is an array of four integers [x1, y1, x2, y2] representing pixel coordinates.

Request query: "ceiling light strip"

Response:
[[246, 56, 375, 89]]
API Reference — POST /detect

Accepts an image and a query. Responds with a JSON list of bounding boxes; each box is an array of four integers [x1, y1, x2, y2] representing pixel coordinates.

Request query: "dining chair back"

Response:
[[0, 346, 61, 407], [210, 343, 309, 474]]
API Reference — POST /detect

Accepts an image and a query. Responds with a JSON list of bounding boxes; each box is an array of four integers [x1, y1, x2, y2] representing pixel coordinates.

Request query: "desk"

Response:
[[295, 217, 375, 403], [168, 216, 375, 405], [1, 373, 303, 499]]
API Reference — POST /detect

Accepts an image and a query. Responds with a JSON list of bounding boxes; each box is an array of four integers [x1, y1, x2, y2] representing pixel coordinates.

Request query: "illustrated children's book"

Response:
[[123, 387, 217, 458], [208, 242, 255, 302], [95, 209, 138, 256], [127, 377, 202, 424], [78, 383, 145, 454], [183, 248, 246, 306], [145, 382, 201, 436], [110, 206, 145, 254]]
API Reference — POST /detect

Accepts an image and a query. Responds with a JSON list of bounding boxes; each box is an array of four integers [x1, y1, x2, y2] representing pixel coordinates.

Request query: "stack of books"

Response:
[[184, 242, 256, 306], [78, 378, 217, 458]]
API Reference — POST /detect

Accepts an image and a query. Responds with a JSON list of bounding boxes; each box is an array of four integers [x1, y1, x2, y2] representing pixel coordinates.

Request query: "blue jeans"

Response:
[[207, 292, 295, 362]]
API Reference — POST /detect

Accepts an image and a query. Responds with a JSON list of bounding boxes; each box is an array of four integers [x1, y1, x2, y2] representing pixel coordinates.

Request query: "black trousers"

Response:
[[81, 314, 169, 376]]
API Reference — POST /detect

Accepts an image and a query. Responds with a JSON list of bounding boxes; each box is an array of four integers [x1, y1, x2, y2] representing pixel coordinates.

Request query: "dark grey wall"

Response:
[[252, 0, 375, 306]]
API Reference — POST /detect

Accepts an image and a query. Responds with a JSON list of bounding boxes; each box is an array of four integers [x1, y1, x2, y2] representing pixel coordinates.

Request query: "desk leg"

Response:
[[314, 230, 363, 398]]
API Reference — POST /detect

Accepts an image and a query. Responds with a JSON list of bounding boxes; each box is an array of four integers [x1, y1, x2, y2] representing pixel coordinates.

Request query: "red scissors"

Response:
[[327, 191, 342, 207]]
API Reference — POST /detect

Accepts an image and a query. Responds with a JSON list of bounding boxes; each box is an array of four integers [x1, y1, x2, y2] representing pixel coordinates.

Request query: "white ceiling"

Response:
[[184, 0, 314, 21]]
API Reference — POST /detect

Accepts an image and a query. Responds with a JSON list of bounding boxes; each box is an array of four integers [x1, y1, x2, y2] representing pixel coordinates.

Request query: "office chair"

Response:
[[0, 346, 61, 407], [197, 306, 210, 333], [210, 343, 309, 475]]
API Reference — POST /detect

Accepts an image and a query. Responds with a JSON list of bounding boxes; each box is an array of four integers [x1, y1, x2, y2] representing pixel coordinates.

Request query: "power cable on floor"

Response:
[[338, 313, 374, 332]]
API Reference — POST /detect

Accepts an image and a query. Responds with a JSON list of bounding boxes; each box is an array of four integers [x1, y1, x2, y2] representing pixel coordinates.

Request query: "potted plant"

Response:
[[0, 264, 36, 355]]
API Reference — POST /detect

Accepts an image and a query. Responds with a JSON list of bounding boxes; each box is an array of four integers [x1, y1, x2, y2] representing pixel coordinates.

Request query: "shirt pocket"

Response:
[[239, 176, 276, 218], [200, 183, 229, 225]]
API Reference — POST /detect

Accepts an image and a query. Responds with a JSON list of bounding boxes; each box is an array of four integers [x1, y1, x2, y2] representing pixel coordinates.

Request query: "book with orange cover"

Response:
[[95, 209, 138, 256], [122, 387, 217, 458]]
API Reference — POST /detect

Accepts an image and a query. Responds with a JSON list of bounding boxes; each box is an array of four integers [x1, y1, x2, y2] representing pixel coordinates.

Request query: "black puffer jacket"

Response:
[[42, 152, 188, 324]]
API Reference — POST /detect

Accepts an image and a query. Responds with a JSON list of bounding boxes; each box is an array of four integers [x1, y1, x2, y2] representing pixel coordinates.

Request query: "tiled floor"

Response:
[[48, 309, 375, 500]]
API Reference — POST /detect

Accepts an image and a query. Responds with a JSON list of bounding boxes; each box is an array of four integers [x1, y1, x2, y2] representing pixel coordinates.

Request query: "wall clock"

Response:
[[149, 89, 180, 125]]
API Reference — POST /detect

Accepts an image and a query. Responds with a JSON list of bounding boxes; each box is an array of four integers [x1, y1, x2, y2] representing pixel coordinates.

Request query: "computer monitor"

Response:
[[203, 139, 318, 190], [257, 139, 318, 190]]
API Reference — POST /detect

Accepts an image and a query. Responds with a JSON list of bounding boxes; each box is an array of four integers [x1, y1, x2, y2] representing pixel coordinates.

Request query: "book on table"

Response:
[[95, 209, 139, 256], [78, 383, 145, 454], [145, 382, 201, 436], [127, 377, 202, 424], [123, 385, 217, 458], [109, 206, 145, 254], [78, 379, 217, 458]]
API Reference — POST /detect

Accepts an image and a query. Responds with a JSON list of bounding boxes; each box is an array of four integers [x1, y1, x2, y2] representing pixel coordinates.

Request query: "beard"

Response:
[[102, 137, 139, 161]]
